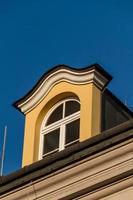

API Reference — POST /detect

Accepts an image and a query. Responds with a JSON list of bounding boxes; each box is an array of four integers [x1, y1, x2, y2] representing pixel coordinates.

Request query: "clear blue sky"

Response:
[[0, 0, 133, 175]]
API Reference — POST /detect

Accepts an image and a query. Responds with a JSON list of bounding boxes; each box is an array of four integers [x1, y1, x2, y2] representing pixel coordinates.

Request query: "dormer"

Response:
[[13, 64, 132, 167]]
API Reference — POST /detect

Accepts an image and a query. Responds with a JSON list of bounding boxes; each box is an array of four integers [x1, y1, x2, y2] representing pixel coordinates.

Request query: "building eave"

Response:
[[13, 63, 112, 114], [0, 119, 132, 195]]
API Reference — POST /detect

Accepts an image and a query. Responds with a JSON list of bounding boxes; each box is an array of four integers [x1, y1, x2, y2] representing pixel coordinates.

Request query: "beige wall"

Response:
[[22, 81, 101, 166], [1, 139, 133, 200]]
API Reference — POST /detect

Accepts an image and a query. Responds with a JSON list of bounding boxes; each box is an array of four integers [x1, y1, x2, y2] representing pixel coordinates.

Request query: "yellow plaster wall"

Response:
[[91, 84, 101, 136], [22, 82, 101, 167]]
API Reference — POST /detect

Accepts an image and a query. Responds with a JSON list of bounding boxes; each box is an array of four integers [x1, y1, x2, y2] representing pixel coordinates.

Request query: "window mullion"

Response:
[[59, 124, 65, 151], [63, 102, 65, 118], [40, 99, 80, 158], [39, 132, 44, 159]]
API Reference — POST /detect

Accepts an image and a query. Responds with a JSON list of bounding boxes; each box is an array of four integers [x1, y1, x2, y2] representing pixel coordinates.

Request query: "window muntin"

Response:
[[65, 100, 80, 117], [46, 104, 63, 125], [40, 99, 80, 158]]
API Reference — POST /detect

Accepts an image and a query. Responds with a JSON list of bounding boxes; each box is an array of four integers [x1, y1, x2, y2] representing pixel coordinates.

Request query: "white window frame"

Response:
[[39, 98, 80, 159]]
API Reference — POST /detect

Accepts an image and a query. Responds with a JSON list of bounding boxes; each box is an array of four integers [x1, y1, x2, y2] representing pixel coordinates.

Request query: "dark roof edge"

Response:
[[0, 119, 132, 193], [12, 63, 112, 113]]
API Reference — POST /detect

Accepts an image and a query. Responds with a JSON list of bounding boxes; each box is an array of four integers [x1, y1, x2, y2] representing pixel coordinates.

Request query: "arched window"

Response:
[[40, 98, 80, 157]]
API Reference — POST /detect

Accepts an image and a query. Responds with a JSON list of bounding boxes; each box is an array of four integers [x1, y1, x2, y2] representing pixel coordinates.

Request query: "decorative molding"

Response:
[[1, 140, 133, 200], [17, 68, 109, 114]]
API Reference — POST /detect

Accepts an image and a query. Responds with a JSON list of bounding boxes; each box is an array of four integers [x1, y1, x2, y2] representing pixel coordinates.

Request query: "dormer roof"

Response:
[[13, 63, 112, 114]]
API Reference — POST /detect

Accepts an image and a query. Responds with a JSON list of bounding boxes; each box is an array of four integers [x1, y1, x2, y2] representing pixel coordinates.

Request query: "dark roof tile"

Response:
[[0, 119, 133, 195]]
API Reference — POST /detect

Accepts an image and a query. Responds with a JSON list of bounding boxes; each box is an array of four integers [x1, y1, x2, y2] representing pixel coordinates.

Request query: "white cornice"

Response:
[[17, 68, 109, 114]]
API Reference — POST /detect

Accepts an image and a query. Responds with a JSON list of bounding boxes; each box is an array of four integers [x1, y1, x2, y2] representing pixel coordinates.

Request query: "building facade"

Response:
[[0, 64, 133, 199]]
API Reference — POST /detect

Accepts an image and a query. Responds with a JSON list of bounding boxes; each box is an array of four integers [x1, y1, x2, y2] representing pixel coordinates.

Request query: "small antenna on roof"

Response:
[[124, 100, 127, 106], [0, 126, 7, 176], [124, 100, 133, 111]]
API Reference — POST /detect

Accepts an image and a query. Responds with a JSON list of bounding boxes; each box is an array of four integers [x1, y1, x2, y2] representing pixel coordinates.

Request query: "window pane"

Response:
[[65, 101, 80, 117], [65, 119, 80, 145], [43, 128, 60, 154], [46, 104, 63, 125]]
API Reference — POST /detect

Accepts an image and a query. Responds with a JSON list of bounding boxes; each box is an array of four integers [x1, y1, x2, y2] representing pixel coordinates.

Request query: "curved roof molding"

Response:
[[13, 64, 112, 114]]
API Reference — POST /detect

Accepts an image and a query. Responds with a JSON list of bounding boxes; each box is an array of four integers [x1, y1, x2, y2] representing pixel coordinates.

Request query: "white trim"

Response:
[[39, 99, 80, 159], [17, 68, 109, 114], [60, 125, 65, 151], [42, 148, 59, 157], [65, 139, 79, 147], [63, 102, 65, 119], [41, 98, 79, 130], [41, 112, 80, 134]]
